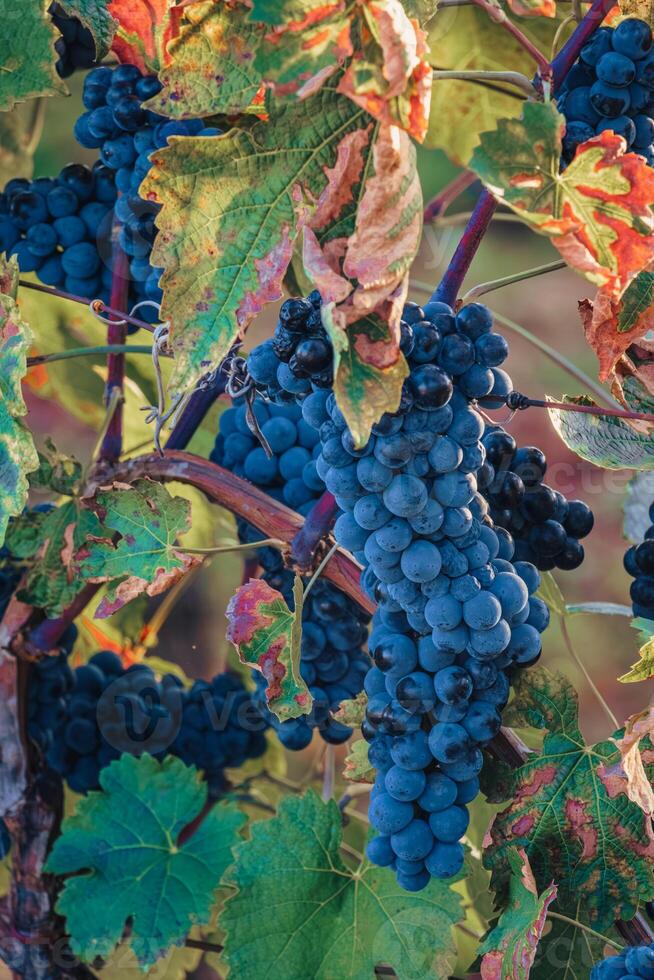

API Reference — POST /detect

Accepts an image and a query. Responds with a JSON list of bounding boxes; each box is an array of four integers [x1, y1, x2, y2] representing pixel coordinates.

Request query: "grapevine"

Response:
[[0, 0, 652, 977]]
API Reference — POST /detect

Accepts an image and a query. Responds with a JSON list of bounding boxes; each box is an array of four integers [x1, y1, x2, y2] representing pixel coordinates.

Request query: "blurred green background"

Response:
[[22, 76, 647, 763]]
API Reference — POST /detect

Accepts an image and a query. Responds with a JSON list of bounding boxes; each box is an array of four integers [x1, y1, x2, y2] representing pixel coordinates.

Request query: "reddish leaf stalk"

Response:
[[290, 491, 339, 572], [470, 0, 551, 77], [17, 279, 155, 335], [423, 171, 477, 223], [98, 238, 131, 463], [431, 190, 497, 307]]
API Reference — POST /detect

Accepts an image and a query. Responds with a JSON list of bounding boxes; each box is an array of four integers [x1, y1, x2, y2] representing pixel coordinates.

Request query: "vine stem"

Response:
[[494, 393, 654, 427], [469, 0, 551, 76], [546, 911, 623, 949], [560, 616, 619, 730], [27, 344, 155, 366], [99, 236, 131, 462], [17, 279, 156, 334], [461, 261, 567, 301], [431, 190, 498, 306], [303, 542, 340, 600], [424, 171, 477, 223], [184, 538, 287, 556]]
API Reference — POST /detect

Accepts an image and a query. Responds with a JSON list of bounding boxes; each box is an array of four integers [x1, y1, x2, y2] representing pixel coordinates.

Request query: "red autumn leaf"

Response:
[[108, 0, 181, 72], [506, 0, 556, 16]]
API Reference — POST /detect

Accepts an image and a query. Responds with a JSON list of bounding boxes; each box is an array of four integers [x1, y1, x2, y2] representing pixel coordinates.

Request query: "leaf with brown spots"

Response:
[[73, 479, 201, 618], [601, 708, 654, 816], [226, 575, 312, 723], [485, 667, 654, 927]]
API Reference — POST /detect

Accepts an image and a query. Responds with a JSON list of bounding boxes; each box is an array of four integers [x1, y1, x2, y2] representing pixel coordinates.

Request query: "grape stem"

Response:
[[303, 541, 340, 601], [431, 190, 498, 306], [432, 69, 537, 99], [17, 279, 156, 335], [184, 538, 287, 556], [550, 0, 619, 90], [461, 261, 567, 302], [490, 391, 654, 427], [546, 911, 623, 950], [424, 171, 477, 223], [27, 344, 157, 366]]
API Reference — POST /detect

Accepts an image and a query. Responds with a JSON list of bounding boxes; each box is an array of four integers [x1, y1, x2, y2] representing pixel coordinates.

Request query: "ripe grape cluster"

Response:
[[479, 425, 594, 571], [591, 943, 654, 978], [558, 17, 654, 165], [0, 164, 119, 304], [50, 4, 98, 78], [211, 399, 372, 748], [291, 298, 550, 890], [624, 501, 654, 620], [29, 649, 268, 796]]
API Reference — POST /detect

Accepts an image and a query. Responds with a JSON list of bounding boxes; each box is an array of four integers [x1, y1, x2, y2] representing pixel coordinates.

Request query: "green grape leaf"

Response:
[[57, 0, 116, 58], [548, 394, 654, 469], [343, 738, 375, 782], [334, 690, 367, 727], [46, 754, 246, 967], [0, 2, 65, 110], [530, 897, 622, 980], [74, 479, 202, 618], [470, 102, 654, 297], [404, 0, 439, 23], [29, 437, 82, 496], [0, 109, 35, 188], [478, 847, 557, 979], [485, 667, 654, 927], [4, 499, 103, 615], [141, 84, 371, 399], [326, 309, 410, 448], [226, 576, 311, 722], [0, 263, 39, 549], [220, 789, 463, 979], [620, 633, 654, 683], [147, 1, 266, 119], [94, 940, 203, 980], [425, 8, 559, 165]]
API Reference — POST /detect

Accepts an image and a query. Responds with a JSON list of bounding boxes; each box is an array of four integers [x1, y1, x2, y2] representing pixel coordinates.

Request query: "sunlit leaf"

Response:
[[226, 576, 312, 722], [46, 754, 246, 967], [471, 102, 654, 297], [620, 633, 654, 684], [74, 479, 202, 618], [343, 738, 375, 782], [478, 848, 557, 979], [548, 394, 654, 469], [108, 0, 178, 72], [219, 790, 463, 979], [604, 707, 654, 815], [142, 83, 371, 398]]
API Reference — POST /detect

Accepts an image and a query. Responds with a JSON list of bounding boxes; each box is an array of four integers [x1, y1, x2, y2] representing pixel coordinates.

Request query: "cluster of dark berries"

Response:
[[624, 502, 654, 619]]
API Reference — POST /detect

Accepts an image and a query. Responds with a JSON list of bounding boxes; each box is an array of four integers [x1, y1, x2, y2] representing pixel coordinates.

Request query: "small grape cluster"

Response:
[[211, 399, 372, 748], [29, 650, 268, 796], [74, 65, 219, 312], [0, 164, 118, 303], [624, 501, 654, 620], [479, 425, 594, 571], [591, 943, 654, 978], [247, 291, 334, 397], [50, 3, 98, 78], [298, 299, 551, 890], [558, 17, 654, 165]]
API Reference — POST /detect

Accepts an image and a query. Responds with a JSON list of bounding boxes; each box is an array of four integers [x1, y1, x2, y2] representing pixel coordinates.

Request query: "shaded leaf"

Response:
[[142, 83, 371, 399], [485, 667, 654, 927], [46, 754, 246, 967], [0, 263, 39, 548], [611, 336, 654, 417], [470, 102, 654, 297], [29, 437, 82, 496], [404, 0, 439, 21], [619, 0, 654, 26], [548, 394, 654, 469], [619, 634, 654, 684], [0, 109, 35, 188], [425, 8, 559, 165], [0, 2, 64, 110], [148, 1, 266, 118], [479, 847, 557, 980], [220, 789, 463, 979], [58, 0, 116, 58], [530, 897, 622, 980], [74, 479, 201, 618], [108, 0, 178, 72], [623, 470, 654, 543], [5, 500, 103, 616], [326, 309, 409, 448], [343, 737, 375, 782], [226, 576, 311, 722]]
